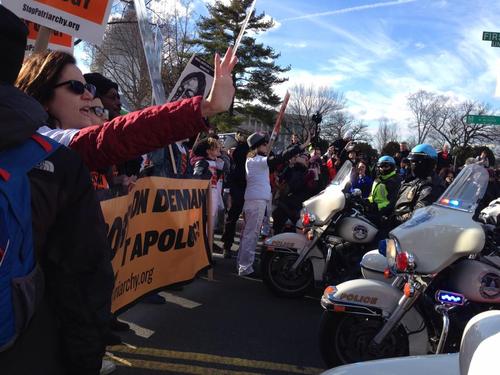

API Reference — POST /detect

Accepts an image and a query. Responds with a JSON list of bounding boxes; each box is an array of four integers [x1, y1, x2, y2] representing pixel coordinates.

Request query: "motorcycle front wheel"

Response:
[[261, 250, 314, 298], [319, 311, 409, 368]]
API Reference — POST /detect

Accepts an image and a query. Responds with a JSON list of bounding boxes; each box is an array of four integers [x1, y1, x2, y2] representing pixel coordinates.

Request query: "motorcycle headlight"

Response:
[[385, 238, 399, 269], [385, 237, 415, 273]]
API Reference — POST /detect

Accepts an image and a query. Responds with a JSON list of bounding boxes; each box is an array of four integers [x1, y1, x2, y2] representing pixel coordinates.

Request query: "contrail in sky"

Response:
[[281, 0, 417, 22]]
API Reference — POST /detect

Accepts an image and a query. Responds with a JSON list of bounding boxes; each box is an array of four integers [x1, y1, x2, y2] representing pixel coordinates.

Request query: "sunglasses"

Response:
[[378, 163, 393, 168], [90, 106, 108, 119], [54, 80, 96, 97]]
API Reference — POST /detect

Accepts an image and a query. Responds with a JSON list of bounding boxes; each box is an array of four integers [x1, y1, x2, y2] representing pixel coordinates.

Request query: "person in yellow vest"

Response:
[[367, 156, 401, 219]]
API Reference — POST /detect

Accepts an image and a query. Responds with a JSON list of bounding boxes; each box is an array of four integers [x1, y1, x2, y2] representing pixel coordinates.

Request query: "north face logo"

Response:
[[34, 160, 55, 173]]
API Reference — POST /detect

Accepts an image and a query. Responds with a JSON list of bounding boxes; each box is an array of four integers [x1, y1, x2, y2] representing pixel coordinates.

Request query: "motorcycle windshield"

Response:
[[435, 164, 489, 213], [329, 160, 353, 189]]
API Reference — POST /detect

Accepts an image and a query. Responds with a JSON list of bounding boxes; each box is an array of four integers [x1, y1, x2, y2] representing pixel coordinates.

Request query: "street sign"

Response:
[[466, 115, 500, 125], [492, 41, 500, 48], [483, 31, 500, 41]]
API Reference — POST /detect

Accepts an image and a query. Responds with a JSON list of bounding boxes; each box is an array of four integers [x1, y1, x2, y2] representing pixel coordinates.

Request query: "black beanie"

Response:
[[84, 73, 118, 98], [0, 6, 28, 85]]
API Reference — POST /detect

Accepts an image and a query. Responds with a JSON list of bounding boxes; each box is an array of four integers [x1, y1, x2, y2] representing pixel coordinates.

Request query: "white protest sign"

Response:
[[134, 0, 166, 105], [233, 0, 256, 55], [3, 0, 113, 45], [167, 55, 214, 103]]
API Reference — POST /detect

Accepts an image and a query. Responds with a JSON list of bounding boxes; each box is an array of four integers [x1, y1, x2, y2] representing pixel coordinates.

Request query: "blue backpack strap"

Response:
[[0, 135, 60, 228], [0, 134, 60, 350]]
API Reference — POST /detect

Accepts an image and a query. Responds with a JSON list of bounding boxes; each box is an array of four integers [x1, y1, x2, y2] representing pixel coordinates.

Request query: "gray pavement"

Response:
[[106, 239, 326, 375]]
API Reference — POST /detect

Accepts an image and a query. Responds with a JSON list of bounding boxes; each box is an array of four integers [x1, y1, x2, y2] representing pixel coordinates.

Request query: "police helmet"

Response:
[[408, 144, 438, 161], [377, 155, 396, 175], [408, 144, 437, 178]]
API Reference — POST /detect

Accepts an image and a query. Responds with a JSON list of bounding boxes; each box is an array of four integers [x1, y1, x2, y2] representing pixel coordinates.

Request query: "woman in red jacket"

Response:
[[15, 49, 238, 171]]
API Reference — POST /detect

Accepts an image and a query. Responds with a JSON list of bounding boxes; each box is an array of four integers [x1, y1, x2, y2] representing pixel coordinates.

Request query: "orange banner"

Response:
[[100, 177, 210, 313], [34, 0, 109, 24], [25, 20, 72, 47]]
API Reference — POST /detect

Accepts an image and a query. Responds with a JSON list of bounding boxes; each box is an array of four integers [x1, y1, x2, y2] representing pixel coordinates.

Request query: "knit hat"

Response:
[[83, 73, 118, 98], [247, 132, 269, 149], [0, 6, 28, 85]]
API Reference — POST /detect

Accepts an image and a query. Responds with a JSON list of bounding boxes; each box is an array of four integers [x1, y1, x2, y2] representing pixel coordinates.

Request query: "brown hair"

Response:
[[207, 137, 220, 150], [16, 51, 76, 107]]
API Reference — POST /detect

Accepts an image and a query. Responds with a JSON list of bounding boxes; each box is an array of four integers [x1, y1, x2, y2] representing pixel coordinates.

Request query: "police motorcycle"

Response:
[[319, 164, 500, 368], [261, 160, 379, 297], [321, 310, 500, 375]]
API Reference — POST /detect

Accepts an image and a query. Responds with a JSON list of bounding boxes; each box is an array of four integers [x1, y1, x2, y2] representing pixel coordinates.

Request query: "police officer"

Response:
[[367, 156, 401, 219], [391, 144, 446, 226]]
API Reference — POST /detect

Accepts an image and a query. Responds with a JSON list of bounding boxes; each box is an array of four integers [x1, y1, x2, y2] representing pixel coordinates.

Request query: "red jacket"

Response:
[[68, 96, 208, 171]]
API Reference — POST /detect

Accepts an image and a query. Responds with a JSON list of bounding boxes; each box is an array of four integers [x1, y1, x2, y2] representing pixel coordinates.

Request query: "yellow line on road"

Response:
[[114, 357, 264, 375], [108, 345, 323, 374]]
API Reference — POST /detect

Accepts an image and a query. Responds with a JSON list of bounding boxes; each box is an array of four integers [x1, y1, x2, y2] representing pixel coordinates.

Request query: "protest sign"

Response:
[[167, 54, 215, 103], [268, 92, 290, 153], [233, 0, 257, 56], [100, 177, 210, 313], [25, 20, 73, 54], [3, 0, 113, 44], [134, 0, 166, 105]]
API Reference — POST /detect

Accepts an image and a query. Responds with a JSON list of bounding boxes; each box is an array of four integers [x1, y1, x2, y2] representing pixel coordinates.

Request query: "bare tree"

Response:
[[285, 84, 346, 137], [86, 0, 196, 110], [428, 100, 500, 149], [407, 90, 448, 143], [375, 117, 400, 151], [321, 111, 369, 142]]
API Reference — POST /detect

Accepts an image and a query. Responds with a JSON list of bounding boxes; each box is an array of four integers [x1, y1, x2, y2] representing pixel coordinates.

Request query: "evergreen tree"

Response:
[[190, 0, 290, 126]]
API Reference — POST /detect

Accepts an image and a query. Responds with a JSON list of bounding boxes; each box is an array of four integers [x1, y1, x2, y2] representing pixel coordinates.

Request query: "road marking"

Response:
[[159, 292, 202, 309], [105, 351, 132, 367], [115, 358, 264, 375], [118, 320, 155, 339], [109, 345, 323, 374]]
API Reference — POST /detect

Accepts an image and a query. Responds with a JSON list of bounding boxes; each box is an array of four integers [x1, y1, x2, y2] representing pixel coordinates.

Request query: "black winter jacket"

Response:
[[227, 141, 249, 190], [0, 85, 113, 375], [392, 173, 446, 225]]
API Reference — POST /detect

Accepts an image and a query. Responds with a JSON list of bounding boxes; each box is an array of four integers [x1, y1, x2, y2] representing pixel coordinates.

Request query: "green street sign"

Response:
[[483, 31, 500, 41], [466, 115, 500, 125], [493, 41, 500, 47]]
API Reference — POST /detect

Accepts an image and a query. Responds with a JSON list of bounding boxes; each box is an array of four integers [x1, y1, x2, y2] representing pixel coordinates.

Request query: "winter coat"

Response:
[[351, 174, 373, 198], [368, 171, 401, 215], [149, 142, 193, 178], [38, 96, 209, 172], [392, 173, 446, 225], [226, 141, 249, 191], [0, 84, 113, 375]]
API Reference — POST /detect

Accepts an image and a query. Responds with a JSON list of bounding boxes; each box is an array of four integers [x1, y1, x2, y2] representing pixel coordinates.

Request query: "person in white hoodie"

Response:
[[237, 131, 310, 277]]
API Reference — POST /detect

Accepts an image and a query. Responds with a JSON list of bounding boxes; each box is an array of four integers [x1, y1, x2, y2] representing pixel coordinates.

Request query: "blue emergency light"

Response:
[[435, 290, 466, 306]]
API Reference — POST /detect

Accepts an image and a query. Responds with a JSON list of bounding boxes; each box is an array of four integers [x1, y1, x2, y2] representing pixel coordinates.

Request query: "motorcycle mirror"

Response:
[[352, 188, 362, 197]]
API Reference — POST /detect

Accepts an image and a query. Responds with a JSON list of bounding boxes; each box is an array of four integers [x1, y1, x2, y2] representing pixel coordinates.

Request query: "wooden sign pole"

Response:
[[34, 26, 52, 53]]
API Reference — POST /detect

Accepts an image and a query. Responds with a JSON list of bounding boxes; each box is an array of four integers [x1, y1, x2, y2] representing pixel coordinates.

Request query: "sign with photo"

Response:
[[167, 55, 214, 102]]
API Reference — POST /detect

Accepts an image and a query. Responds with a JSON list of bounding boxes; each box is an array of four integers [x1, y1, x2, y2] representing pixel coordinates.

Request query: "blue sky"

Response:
[[76, 0, 500, 130], [195, 0, 500, 128]]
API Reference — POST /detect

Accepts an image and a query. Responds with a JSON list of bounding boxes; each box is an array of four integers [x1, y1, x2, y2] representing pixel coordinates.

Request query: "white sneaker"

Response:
[[100, 359, 116, 375]]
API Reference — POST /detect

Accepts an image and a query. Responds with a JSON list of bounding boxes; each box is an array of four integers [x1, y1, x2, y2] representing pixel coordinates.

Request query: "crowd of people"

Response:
[[0, 5, 499, 375]]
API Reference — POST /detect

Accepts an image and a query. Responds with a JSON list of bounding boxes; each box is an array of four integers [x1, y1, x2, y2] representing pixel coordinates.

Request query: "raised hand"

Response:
[[201, 47, 238, 117]]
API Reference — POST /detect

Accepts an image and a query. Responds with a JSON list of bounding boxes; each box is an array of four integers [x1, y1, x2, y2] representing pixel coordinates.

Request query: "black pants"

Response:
[[221, 187, 245, 250], [272, 196, 301, 234]]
